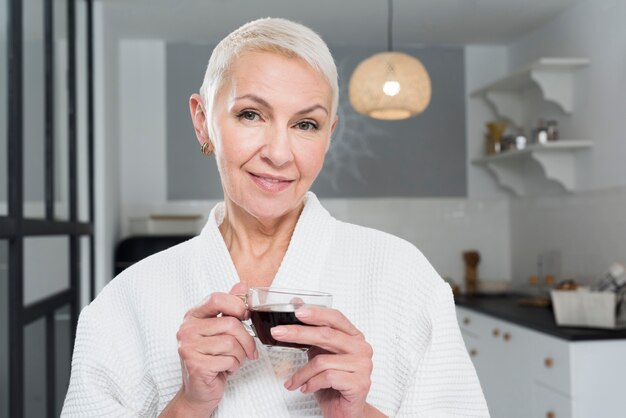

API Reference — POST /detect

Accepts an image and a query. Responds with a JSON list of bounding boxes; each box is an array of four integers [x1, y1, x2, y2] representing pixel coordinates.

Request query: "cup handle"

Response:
[[234, 294, 257, 338], [242, 321, 257, 338]]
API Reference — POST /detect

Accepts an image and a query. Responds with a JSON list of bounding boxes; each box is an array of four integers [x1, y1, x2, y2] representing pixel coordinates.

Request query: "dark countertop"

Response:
[[454, 293, 626, 341]]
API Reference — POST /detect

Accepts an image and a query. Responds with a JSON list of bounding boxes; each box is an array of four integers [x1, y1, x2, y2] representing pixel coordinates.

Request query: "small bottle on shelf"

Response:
[[546, 120, 559, 141], [534, 119, 548, 144], [515, 128, 527, 150]]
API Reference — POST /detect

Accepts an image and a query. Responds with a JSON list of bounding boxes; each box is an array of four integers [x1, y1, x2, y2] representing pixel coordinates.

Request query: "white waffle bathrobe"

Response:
[[62, 193, 489, 417]]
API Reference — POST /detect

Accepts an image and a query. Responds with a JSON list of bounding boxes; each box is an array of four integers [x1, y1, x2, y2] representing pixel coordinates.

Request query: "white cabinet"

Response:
[[456, 306, 626, 418], [457, 308, 533, 418], [532, 385, 572, 418], [530, 333, 571, 397]]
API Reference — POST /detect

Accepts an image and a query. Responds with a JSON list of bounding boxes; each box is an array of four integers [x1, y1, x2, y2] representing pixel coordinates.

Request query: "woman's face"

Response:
[[207, 51, 337, 223]]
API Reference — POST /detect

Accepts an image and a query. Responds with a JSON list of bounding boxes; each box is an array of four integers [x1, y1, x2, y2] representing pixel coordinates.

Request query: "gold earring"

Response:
[[200, 142, 213, 156]]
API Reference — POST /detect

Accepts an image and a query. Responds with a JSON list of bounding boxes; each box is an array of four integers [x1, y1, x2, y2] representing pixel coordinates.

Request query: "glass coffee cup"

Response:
[[243, 287, 333, 350]]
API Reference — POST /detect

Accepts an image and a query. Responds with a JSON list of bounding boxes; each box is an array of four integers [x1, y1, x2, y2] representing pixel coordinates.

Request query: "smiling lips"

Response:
[[249, 172, 294, 193]]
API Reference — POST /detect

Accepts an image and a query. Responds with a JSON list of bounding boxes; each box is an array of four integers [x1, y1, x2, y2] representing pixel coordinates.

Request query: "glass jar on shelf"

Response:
[[546, 120, 559, 141]]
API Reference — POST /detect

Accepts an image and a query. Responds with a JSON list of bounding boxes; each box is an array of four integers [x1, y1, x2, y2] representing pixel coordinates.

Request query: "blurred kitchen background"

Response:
[[1, 0, 626, 417]]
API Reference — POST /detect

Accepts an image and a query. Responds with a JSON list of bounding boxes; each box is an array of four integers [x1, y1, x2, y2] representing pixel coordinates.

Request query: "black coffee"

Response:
[[249, 303, 309, 349]]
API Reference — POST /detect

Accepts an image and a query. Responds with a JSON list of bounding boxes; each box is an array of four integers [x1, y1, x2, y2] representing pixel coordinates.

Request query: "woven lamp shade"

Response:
[[349, 51, 431, 120]]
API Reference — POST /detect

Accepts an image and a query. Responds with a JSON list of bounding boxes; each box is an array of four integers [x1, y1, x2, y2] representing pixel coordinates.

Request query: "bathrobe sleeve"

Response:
[[395, 283, 490, 417], [61, 298, 161, 417]]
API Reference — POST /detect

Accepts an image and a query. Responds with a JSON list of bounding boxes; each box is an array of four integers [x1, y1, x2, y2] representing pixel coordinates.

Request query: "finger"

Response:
[[191, 335, 247, 369], [285, 354, 361, 390], [294, 306, 361, 337], [180, 315, 258, 360], [187, 292, 247, 320], [229, 282, 249, 299], [300, 369, 370, 397], [229, 282, 250, 320], [182, 350, 243, 377], [270, 324, 372, 355]]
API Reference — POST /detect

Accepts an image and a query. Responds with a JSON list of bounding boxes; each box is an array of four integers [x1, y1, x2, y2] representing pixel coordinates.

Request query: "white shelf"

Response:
[[472, 141, 593, 195], [471, 58, 590, 128]]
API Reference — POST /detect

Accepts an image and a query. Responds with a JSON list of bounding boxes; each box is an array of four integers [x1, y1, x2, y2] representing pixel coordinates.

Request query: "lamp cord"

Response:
[[387, 0, 393, 51]]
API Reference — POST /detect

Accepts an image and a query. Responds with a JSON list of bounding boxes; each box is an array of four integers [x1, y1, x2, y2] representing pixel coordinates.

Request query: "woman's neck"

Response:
[[218, 199, 304, 285]]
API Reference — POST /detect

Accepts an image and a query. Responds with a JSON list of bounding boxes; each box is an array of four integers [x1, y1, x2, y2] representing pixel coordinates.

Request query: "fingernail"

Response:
[[253, 349, 259, 360], [284, 377, 293, 389], [295, 308, 310, 318], [271, 326, 287, 336], [300, 384, 307, 393]]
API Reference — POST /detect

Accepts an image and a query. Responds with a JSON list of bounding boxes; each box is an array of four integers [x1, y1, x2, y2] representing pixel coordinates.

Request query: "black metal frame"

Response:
[[3, 0, 94, 416], [44, 0, 55, 221], [87, 0, 95, 301]]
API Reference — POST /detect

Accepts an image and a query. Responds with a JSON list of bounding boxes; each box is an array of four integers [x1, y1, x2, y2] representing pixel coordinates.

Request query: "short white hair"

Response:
[[199, 17, 339, 138]]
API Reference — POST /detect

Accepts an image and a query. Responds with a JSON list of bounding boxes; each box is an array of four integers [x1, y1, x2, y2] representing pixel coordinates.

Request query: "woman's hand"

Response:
[[272, 307, 376, 418], [160, 283, 257, 417]]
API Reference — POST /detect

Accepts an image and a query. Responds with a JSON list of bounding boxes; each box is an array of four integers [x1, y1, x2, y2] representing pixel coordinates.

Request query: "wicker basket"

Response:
[[550, 288, 625, 329]]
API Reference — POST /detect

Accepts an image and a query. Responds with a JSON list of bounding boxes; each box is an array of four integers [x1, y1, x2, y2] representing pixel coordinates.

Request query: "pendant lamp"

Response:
[[349, 0, 431, 120]]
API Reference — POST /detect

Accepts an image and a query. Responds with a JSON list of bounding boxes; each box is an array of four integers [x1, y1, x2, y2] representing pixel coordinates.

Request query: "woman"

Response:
[[62, 18, 488, 417]]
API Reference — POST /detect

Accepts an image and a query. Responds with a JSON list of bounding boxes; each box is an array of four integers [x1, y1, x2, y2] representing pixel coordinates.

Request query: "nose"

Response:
[[260, 125, 294, 167]]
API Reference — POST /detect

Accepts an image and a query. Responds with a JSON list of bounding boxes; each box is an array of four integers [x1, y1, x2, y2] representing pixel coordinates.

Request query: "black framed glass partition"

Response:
[[22, 0, 46, 219], [1, 0, 94, 416], [0, 241, 8, 418], [0, 0, 7, 218]]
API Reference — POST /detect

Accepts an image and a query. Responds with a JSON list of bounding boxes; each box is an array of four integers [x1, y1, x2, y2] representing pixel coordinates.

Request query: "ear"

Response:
[[326, 115, 339, 153], [189, 93, 213, 149], [330, 115, 339, 136]]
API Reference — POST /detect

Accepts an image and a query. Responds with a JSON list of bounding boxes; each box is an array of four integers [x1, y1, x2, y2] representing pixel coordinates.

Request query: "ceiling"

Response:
[[101, 0, 581, 47]]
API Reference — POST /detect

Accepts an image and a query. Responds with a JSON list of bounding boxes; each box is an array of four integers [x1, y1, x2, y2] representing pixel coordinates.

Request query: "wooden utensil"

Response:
[[463, 250, 481, 297]]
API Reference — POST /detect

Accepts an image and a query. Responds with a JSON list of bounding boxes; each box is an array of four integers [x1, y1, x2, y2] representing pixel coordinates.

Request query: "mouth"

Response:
[[250, 172, 292, 182], [249, 172, 294, 192]]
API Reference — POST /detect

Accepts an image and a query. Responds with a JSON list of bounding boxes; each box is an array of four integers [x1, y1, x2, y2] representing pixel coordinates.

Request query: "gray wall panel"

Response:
[[166, 43, 466, 199], [166, 43, 223, 201]]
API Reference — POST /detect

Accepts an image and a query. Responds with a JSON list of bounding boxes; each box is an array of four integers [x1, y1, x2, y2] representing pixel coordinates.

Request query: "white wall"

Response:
[[95, 17, 182, 290], [510, 186, 626, 285], [94, 2, 121, 293], [321, 198, 510, 284], [508, 0, 626, 191], [464, 45, 509, 199], [119, 40, 168, 233], [503, 0, 626, 285]]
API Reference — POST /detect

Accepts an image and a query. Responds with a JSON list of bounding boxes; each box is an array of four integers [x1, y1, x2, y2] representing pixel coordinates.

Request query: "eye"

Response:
[[295, 120, 318, 131], [237, 110, 260, 122]]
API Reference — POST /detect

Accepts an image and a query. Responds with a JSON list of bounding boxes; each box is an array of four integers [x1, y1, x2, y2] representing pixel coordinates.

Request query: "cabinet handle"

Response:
[[544, 357, 554, 368], [503, 332, 511, 342], [546, 411, 555, 418], [463, 317, 471, 325], [492, 328, 500, 337], [469, 349, 477, 357]]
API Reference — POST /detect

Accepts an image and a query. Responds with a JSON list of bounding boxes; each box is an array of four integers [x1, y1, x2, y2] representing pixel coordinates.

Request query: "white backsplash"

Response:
[[320, 198, 511, 286], [124, 186, 626, 291], [510, 185, 626, 287], [123, 197, 512, 288]]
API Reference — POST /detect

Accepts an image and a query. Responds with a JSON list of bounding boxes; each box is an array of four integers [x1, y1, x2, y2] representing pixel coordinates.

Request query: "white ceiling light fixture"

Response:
[[349, 0, 432, 120]]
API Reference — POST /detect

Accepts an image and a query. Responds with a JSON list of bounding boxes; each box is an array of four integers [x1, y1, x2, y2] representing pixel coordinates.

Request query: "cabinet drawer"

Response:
[[531, 332, 571, 396], [532, 383, 572, 418], [459, 331, 481, 362], [456, 306, 491, 336]]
